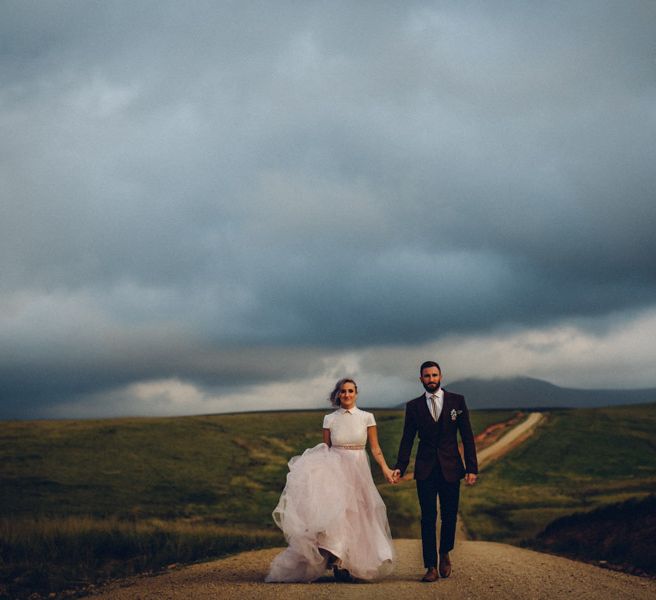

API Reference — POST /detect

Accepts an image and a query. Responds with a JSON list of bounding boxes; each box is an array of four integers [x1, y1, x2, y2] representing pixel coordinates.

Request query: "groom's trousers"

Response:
[[416, 464, 460, 568]]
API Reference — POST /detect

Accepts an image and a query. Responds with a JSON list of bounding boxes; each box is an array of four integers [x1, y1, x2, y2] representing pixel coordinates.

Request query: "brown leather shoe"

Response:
[[421, 567, 439, 582], [439, 553, 452, 578]]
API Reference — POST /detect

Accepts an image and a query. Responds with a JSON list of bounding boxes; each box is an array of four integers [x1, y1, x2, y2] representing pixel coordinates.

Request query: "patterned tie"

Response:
[[430, 394, 438, 421]]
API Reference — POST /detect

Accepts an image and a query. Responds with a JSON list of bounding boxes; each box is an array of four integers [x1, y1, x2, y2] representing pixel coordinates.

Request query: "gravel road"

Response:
[[92, 538, 655, 599], [477, 412, 544, 467]]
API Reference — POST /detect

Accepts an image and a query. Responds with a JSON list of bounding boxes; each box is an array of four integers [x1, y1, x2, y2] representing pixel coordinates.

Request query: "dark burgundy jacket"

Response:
[[394, 390, 478, 482]]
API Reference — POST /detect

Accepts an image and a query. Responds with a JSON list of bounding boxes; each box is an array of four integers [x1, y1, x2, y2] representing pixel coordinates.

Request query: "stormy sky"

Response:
[[2, 1, 655, 418]]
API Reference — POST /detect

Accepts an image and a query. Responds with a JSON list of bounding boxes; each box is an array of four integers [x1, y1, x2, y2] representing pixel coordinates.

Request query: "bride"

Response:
[[265, 378, 396, 582]]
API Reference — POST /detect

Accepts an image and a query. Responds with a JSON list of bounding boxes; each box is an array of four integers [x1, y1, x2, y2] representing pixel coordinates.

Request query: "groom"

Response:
[[392, 361, 478, 582]]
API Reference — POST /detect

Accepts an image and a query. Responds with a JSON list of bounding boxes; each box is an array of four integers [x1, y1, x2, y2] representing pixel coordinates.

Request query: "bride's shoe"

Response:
[[333, 566, 354, 582]]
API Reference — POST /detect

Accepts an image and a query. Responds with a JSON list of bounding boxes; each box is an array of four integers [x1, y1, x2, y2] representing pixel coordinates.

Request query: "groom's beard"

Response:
[[422, 382, 441, 393]]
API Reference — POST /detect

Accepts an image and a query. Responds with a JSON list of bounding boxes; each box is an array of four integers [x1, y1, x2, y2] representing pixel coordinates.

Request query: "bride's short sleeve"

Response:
[[365, 411, 376, 427], [322, 413, 333, 429]]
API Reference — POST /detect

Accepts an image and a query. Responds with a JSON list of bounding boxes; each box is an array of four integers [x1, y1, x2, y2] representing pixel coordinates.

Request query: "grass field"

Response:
[[460, 403, 656, 556], [5, 404, 652, 596], [0, 408, 510, 521], [0, 407, 512, 598]]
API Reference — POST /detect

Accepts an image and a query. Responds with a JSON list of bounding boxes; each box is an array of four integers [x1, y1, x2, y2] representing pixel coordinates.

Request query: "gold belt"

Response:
[[332, 444, 365, 450]]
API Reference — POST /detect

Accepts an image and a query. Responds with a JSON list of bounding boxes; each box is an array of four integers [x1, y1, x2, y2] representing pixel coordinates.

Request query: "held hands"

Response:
[[383, 468, 402, 484], [386, 470, 475, 485]]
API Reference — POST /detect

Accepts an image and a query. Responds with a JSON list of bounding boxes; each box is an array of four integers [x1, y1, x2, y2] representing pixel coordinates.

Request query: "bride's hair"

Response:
[[329, 378, 358, 407]]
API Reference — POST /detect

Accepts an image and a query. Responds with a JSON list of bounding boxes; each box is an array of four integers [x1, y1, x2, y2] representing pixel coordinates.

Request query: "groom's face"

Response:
[[420, 366, 441, 393]]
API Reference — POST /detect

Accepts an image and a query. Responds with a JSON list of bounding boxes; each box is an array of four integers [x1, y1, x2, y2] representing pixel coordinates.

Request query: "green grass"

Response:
[[0, 516, 279, 595], [0, 407, 510, 598], [0, 408, 512, 523], [460, 403, 656, 547], [1, 412, 320, 524]]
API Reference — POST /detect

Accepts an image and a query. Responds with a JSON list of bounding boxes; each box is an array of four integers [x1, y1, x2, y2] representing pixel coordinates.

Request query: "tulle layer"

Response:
[[265, 443, 395, 582]]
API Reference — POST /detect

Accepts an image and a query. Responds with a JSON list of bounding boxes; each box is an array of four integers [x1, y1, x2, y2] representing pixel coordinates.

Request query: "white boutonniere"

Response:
[[450, 409, 463, 421]]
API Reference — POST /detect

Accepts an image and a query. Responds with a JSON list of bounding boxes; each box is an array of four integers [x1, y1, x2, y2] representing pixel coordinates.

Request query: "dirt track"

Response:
[[477, 411, 544, 467], [92, 538, 655, 599], [91, 412, 655, 599]]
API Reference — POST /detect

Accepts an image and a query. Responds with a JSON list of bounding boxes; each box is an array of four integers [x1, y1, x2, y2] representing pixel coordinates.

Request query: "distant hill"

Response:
[[443, 376, 656, 409]]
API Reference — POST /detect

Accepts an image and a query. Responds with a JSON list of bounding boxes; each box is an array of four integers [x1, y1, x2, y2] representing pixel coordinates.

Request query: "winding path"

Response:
[[477, 411, 544, 467]]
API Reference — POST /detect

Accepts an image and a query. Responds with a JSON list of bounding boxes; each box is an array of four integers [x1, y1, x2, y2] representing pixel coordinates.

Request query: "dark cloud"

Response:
[[2, 1, 655, 417]]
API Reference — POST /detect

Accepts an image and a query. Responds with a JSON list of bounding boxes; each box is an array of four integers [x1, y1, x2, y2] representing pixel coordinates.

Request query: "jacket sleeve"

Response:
[[394, 402, 417, 477], [457, 397, 478, 474]]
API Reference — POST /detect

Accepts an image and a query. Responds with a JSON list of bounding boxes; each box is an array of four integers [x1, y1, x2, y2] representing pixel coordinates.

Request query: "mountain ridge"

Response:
[[440, 376, 656, 409]]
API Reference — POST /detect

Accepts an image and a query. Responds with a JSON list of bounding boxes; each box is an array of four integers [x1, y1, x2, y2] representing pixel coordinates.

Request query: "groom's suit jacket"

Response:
[[394, 390, 478, 482]]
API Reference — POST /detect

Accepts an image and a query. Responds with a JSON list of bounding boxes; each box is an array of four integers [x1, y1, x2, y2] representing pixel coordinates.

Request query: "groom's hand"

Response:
[[465, 473, 477, 486], [391, 469, 401, 484]]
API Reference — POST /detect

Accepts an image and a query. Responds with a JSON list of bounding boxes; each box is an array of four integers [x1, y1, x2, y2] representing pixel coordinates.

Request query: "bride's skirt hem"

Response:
[[265, 443, 395, 583]]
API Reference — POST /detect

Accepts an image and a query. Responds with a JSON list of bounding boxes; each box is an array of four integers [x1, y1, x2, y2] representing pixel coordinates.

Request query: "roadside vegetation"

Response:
[[460, 403, 656, 574]]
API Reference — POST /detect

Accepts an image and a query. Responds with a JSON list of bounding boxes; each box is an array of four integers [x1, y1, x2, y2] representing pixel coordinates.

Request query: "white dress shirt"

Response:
[[425, 388, 444, 421]]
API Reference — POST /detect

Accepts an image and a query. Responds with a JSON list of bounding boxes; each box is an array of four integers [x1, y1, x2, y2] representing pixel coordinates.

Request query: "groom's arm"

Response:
[[394, 402, 417, 477], [457, 397, 478, 478]]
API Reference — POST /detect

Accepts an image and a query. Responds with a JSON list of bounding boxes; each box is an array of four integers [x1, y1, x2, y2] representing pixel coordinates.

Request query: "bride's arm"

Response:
[[367, 426, 395, 484], [323, 428, 332, 447]]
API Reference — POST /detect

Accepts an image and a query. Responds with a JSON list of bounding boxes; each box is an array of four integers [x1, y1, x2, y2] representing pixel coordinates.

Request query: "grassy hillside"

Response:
[[0, 408, 510, 598], [460, 402, 656, 571], [0, 409, 508, 521]]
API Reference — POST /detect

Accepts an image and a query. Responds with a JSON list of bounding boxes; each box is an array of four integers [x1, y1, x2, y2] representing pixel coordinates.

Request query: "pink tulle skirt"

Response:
[[265, 443, 395, 582]]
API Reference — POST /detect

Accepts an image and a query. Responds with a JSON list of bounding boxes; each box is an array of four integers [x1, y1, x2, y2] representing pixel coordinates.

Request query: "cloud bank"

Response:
[[2, 1, 655, 417]]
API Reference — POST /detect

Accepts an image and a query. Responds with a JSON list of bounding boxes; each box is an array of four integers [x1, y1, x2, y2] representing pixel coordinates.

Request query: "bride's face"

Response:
[[339, 382, 357, 408]]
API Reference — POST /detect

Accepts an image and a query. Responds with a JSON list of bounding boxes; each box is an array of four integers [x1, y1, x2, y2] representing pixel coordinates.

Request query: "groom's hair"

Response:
[[419, 361, 441, 374]]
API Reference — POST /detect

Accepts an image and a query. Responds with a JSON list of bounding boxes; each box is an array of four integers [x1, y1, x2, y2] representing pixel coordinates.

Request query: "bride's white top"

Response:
[[322, 406, 376, 446]]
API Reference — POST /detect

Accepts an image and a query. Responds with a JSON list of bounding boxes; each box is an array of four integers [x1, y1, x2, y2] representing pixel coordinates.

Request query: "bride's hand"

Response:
[[383, 468, 396, 484]]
